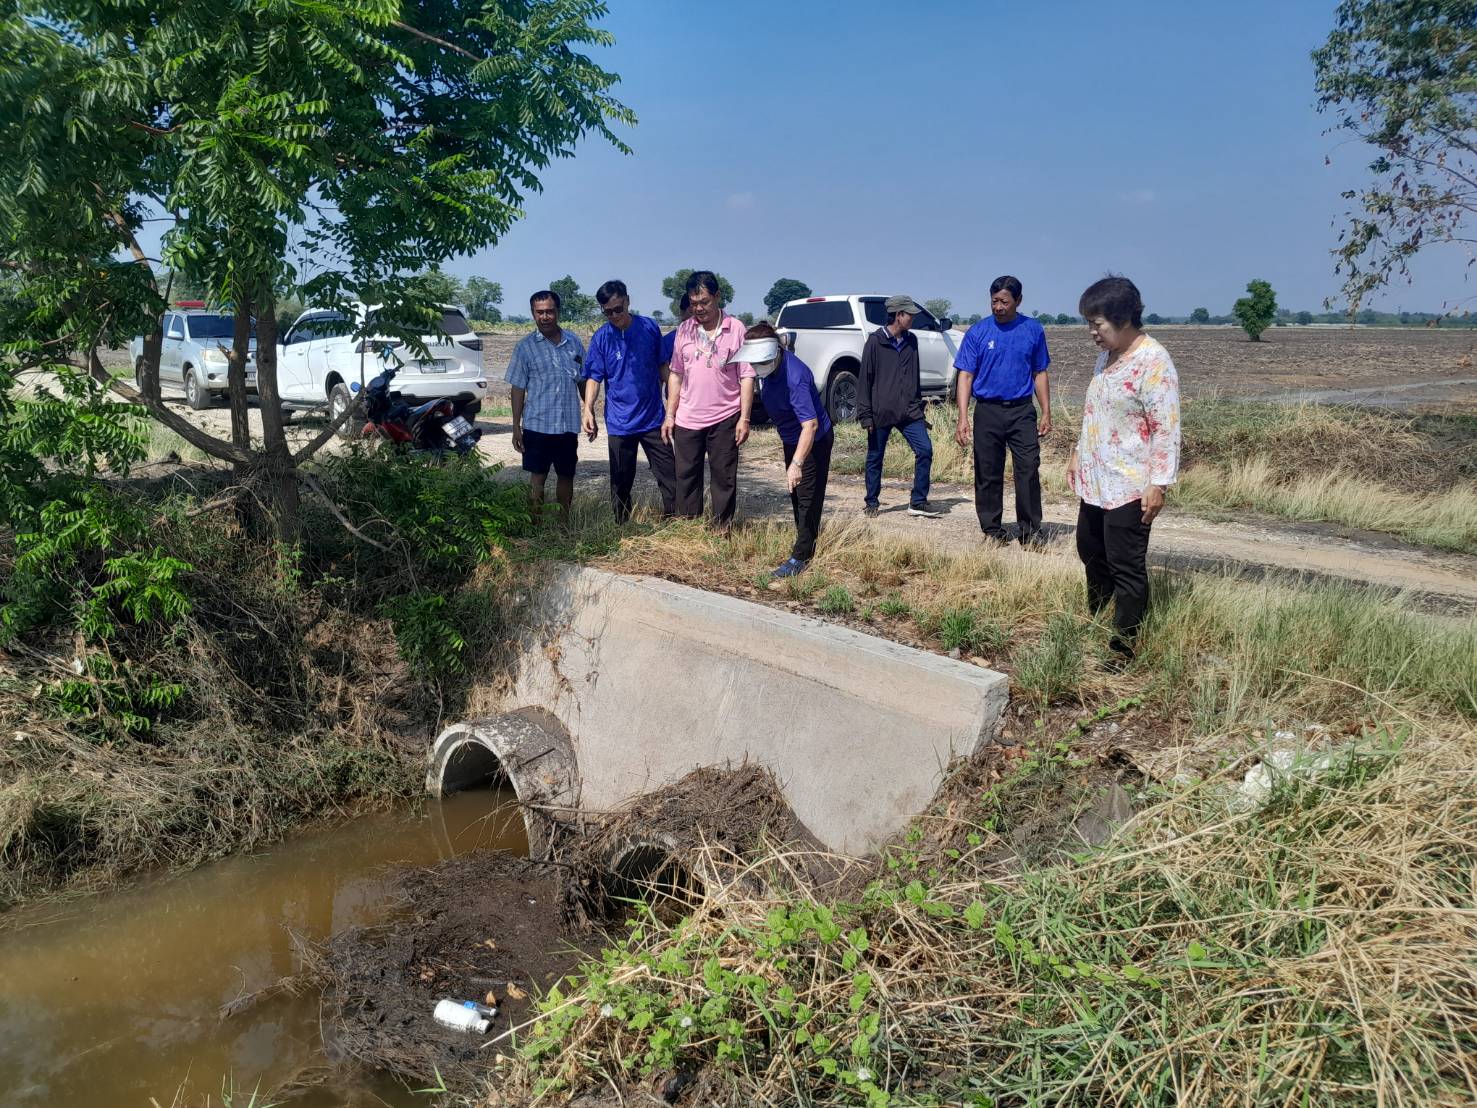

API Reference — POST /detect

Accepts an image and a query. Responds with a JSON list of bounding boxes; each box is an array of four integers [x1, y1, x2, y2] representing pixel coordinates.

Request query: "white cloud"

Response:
[[725, 192, 756, 210], [1118, 189, 1157, 204]]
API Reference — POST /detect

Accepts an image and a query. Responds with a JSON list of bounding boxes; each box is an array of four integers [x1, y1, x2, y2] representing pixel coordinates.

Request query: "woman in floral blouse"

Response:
[[1067, 276, 1180, 664]]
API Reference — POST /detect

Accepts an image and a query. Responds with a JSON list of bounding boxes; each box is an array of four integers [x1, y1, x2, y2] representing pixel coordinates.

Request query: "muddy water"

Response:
[[0, 788, 527, 1107]]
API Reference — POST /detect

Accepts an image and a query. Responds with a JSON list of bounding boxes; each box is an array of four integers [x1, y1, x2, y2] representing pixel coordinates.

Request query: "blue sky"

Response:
[[448, 0, 1473, 320]]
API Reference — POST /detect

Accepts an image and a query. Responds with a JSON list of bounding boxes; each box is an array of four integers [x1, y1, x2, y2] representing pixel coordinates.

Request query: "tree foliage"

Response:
[[463, 276, 504, 323], [1313, 1, 1477, 305], [0, 0, 633, 534], [1232, 279, 1279, 341], [549, 275, 597, 322], [924, 298, 953, 320], [1190, 307, 1211, 324], [661, 269, 735, 317], [763, 277, 811, 316]]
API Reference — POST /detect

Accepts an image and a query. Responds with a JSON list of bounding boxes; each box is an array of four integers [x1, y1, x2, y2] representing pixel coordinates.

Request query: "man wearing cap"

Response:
[[858, 295, 939, 518], [954, 275, 1052, 546], [582, 279, 677, 522]]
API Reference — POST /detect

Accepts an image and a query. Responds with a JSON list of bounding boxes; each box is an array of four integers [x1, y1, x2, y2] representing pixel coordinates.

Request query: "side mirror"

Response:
[[938, 318, 953, 331], [166, 328, 184, 341], [781, 330, 799, 350]]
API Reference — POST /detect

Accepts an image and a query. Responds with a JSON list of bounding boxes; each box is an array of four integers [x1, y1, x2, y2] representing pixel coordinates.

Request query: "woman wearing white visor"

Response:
[[732, 322, 834, 578]]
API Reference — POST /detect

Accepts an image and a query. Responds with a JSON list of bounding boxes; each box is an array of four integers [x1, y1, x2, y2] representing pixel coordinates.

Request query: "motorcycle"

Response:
[[356, 347, 483, 456]]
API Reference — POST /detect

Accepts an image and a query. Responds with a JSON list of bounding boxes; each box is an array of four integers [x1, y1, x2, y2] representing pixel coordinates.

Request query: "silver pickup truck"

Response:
[[129, 308, 257, 410], [775, 294, 963, 423]]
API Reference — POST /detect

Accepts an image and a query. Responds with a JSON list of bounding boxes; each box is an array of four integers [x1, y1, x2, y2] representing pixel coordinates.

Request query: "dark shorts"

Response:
[[521, 430, 577, 478]]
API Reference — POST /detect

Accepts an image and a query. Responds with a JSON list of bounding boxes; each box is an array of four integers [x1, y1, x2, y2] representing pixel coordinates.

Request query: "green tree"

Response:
[[1296, 310, 1315, 324], [463, 277, 504, 323], [407, 266, 464, 307], [736, 311, 755, 327], [548, 275, 597, 322], [661, 269, 735, 317], [1313, 1, 1476, 306], [1232, 279, 1279, 341], [1055, 313, 1077, 325], [1190, 307, 1211, 324], [762, 277, 811, 316], [1145, 312, 1164, 325], [0, 0, 632, 535], [924, 298, 953, 320]]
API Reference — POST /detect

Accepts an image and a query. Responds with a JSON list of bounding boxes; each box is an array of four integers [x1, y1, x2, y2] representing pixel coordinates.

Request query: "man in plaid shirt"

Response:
[[508, 289, 586, 523]]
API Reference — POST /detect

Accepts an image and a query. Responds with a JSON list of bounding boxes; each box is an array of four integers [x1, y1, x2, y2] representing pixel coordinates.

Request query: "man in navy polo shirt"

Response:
[[582, 279, 677, 521], [953, 275, 1053, 546]]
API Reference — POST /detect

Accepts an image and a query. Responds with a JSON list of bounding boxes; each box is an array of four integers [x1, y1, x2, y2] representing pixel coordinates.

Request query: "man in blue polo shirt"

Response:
[[953, 275, 1053, 546], [582, 279, 677, 521]]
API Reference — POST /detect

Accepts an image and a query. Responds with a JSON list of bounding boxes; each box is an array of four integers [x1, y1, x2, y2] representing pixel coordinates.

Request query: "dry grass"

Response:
[[1176, 457, 1477, 553], [499, 719, 1477, 1106]]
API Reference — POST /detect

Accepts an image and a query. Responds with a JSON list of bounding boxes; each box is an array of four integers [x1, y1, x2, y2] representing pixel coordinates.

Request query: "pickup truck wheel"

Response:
[[134, 358, 145, 393], [184, 368, 211, 411], [329, 383, 361, 440], [825, 368, 859, 424]]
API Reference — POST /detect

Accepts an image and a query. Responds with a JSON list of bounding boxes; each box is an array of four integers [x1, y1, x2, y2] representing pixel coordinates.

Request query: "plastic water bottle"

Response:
[[433, 998, 491, 1033]]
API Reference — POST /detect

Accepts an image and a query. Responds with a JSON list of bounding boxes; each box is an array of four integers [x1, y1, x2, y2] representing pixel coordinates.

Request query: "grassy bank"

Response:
[[0, 448, 531, 910], [486, 508, 1477, 1105], [828, 400, 1477, 553]]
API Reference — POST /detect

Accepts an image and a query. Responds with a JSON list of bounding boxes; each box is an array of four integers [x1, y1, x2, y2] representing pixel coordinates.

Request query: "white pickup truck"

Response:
[[774, 294, 963, 423]]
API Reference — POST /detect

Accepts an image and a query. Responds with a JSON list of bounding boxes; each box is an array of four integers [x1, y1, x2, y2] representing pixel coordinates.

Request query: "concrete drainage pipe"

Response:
[[426, 707, 579, 860]]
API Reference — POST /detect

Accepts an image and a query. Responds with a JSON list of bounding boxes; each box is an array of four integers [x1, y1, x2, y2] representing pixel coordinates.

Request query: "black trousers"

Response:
[[972, 399, 1042, 539], [1076, 499, 1153, 649], [672, 411, 740, 526], [783, 431, 833, 562], [608, 428, 677, 522]]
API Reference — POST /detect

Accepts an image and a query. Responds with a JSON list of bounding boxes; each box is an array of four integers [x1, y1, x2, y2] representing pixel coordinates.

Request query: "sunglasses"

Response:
[[601, 303, 629, 317]]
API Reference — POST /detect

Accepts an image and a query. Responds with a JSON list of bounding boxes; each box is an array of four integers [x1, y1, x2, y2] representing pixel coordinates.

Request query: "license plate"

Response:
[[444, 416, 473, 440], [419, 359, 449, 373]]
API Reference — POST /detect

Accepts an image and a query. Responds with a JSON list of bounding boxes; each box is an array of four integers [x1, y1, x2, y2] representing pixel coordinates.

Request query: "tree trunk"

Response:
[[252, 302, 300, 541], [227, 296, 252, 456]]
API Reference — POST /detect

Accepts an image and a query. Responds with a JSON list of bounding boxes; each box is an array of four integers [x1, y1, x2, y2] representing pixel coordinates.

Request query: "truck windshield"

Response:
[[186, 315, 255, 339]]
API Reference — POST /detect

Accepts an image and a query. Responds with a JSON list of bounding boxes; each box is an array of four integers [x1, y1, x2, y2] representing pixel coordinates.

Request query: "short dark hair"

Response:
[[679, 292, 691, 313], [989, 275, 1023, 302], [530, 289, 561, 312], [684, 270, 721, 299], [595, 279, 628, 305], [1078, 276, 1143, 329]]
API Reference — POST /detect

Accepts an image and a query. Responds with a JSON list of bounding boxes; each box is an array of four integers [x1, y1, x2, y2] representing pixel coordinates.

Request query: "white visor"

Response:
[[728, 338, 779, 365]]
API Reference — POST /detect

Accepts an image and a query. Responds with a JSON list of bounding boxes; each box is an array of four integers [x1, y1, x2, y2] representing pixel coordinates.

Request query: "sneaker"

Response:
[[983, 531, 1012, 548], [907, 501, 942, 518], [862, 504, 880, 518], [1020, 530, 1049, 550], [771, 557, 808, 579]]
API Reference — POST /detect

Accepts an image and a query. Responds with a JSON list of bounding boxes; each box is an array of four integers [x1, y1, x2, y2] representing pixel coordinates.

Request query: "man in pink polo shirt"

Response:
[[660, 270, 754, 527]]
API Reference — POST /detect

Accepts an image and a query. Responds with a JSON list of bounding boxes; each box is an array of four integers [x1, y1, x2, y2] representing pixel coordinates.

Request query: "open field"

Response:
[[99, 320, 1477, 408]]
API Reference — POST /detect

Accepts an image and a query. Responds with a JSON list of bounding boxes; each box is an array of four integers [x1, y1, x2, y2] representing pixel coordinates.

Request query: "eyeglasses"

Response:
[[601, 303, 629, 317]]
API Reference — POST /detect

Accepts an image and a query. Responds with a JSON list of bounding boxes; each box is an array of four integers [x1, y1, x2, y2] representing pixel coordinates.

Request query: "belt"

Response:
[[976, 395, 1033, 407]]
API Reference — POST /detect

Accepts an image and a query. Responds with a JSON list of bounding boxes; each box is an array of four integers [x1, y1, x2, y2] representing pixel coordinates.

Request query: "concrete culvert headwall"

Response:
[[495, 565, 1009, 856], [426, 707, 578, 860]]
